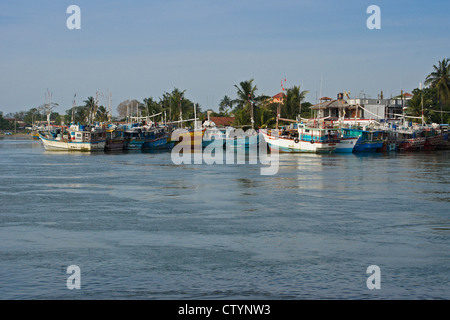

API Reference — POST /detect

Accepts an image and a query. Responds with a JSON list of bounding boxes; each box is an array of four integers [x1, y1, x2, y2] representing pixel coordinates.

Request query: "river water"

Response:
[[0, 136, 449, 299]]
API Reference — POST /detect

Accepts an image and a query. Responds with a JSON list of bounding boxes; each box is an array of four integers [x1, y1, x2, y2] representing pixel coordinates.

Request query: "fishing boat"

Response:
[[225, 127, 259, 149], [422, 125, 445, 150], [31, 129, 40, 140], [399, 133, 426, 151], [341, 128, 384, 152], [39, 124, 106, 151], [334, 135, 359, 153], [105, 125, 125, 151], [123, 124, 146, 150], [142, 125, 174, 150], [168, 117, 205, 148], [201, 114, 227, 148], [202, 128, 226, 148], [391, 128, 426, 152], [260, 123, 337, 153]]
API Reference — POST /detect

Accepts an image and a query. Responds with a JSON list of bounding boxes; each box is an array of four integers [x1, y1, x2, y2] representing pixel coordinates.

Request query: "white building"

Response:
[[310, 92, 412, 125]]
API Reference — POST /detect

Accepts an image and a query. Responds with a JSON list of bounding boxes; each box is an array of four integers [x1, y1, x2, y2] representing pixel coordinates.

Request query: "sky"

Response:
[[0, 0, 449, 116]]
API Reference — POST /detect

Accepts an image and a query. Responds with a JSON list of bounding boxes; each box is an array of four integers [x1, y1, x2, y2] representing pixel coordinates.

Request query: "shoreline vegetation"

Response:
[[0, 133, 32, 138], [1, 59, 449, 131]]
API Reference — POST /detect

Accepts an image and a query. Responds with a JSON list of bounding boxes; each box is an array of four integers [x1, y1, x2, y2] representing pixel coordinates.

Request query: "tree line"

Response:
[[407, 58, 450, 124], [2, 58, 448, 131]]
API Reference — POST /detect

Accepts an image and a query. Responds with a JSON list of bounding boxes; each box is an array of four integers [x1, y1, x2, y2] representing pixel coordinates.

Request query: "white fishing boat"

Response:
[[334, 136, 359, 153], [39, 124, 106, 151], [260, 124, 337, 153]]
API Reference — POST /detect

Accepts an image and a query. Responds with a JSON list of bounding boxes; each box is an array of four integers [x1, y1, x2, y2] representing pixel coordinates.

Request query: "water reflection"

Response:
[[1, 136, 450, 299]]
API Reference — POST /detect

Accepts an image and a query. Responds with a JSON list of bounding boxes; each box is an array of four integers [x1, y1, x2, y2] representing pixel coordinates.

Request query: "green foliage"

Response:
[[407, 58, 450, 124], [231, 79, 271, 128], [142, 97, 161, 117], [408, 87, 450, 124], [424, 58, 450, 104], [158, 88, 200, 122], [0, 112, 14, 130], [24, 108, 41, 124], [227, 80, 312, 128], [219, 95, 233, 116], [282, 86, 309, 120], [95, 106, 109, 122]]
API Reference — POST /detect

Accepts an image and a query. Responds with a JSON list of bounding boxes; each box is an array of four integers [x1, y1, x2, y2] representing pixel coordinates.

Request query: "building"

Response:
[[5, 118, 27, 130], [206, 116, 235, 127], [271, 93, 285, 104], [310, 92, 412, 124]]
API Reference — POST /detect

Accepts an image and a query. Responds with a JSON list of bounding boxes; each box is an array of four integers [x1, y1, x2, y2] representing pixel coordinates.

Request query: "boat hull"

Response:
[[225, 134, 259, 148], [124, 139, 145, 150], [171, 129, 205, 147], [39, 134, 106, 151], [105, 140, 124, 151], [143, 137, 174, 150], [334, 138, 359, 153], [353, 140, 384, 152], [261, 131, 336, 153], [398, 137, 426, 151]]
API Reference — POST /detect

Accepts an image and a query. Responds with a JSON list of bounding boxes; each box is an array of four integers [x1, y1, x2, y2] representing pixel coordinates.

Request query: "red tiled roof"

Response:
[[209, 116, 235, 126], [272, 93, 285, 99]]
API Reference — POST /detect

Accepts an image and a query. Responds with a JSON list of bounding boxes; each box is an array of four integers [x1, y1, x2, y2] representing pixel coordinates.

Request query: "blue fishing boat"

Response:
[[341, 128, 383, 152], [123, 124, 146, 150], [142, 126, 174, 150]]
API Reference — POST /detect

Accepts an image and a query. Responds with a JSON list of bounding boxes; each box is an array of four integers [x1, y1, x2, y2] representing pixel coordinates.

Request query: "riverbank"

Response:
[[1, 133, 33, 139]]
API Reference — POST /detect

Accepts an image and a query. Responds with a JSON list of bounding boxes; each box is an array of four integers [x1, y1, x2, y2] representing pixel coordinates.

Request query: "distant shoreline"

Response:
[[1, 133, 33, 139]]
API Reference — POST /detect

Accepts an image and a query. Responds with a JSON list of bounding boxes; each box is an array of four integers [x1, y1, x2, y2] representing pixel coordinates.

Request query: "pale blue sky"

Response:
[[1, 0, 449, 115]]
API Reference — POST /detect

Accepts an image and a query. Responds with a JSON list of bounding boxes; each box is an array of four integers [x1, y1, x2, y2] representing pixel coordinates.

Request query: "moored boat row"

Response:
[[37, 119, 448, 154], [260, 119, 448, 154], [38, 122, 175, 152]]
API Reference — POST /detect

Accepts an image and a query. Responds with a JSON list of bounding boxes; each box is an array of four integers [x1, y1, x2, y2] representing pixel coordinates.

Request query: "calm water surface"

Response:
[[0, 136, 449, 299]]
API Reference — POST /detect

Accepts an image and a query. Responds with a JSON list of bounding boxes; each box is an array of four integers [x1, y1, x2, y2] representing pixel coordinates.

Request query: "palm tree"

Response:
[[425, 58, 450, 89], [233, 79, 257, 128], [219, 95, 233, 115], [284, 85, 309, 119], [83, 96, 96, 123], [234, 79, 257, 108], [425, 58, 450, 122], [233, 79, 270, 128], [95, 105, 109, 122], [165, 88, 186, 121]]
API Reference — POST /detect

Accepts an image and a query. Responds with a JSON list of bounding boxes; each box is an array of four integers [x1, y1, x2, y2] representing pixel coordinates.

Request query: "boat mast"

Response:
[[108, 91, 112, 123], [249, 94, 254, 130], [194, 102, 197, 130], [318, 76, 322, 123], [126, 102, 129, 124], [420, 83, 425, 126], [71, 93, 76, 124], [179, 97, 183, 129], [44, 89, 55, 132]]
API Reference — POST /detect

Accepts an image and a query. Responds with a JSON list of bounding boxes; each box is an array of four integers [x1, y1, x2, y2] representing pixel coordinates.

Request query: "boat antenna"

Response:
[[72, 93, 76, 124]]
